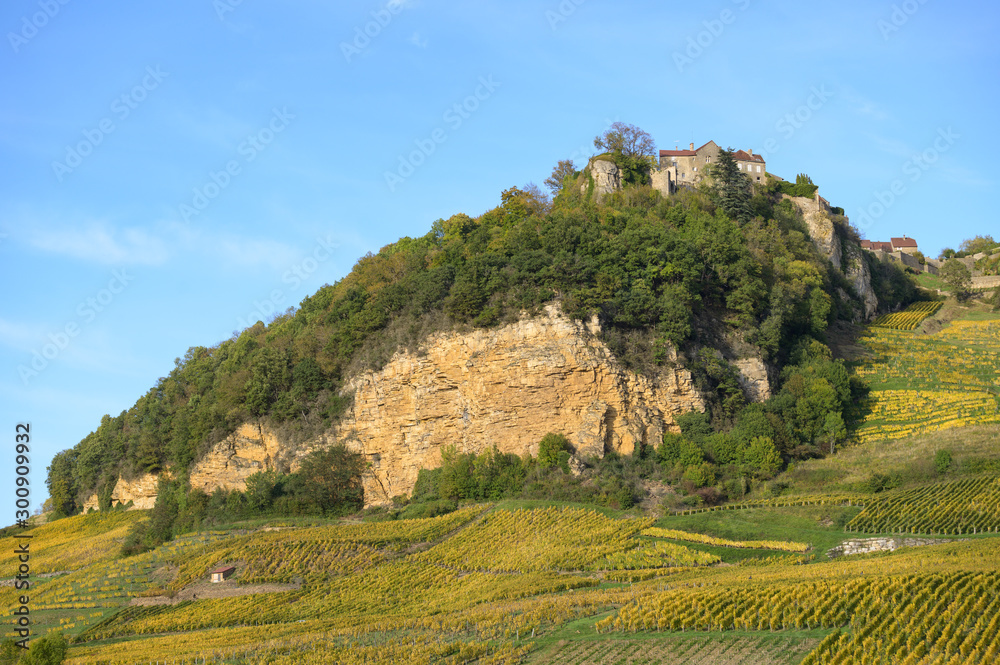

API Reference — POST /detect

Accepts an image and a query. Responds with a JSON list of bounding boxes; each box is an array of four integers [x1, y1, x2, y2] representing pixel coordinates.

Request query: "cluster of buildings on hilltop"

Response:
[[657, 140, 767, 188]]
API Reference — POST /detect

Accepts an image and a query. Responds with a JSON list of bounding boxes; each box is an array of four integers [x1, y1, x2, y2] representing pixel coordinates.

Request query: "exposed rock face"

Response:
[[784, 194, 842, 270], [94, 307, 708, 510], [582, 158, 621, 201], [784, 192, 878, 321], [842, 242, 879, 320], [335, 305, 705, 505], [82, 472, 161, 512], [732, 357, 771, 402], [189, 423, 288, 495]]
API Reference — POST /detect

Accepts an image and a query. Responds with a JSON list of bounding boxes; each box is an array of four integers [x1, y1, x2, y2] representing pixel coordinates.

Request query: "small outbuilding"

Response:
[[210, 566, 236, 583]]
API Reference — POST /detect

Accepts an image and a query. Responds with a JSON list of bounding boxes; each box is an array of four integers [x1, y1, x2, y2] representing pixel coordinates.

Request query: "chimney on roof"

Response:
[[748, 149, 753, 155], [689, 142, 694, 150]]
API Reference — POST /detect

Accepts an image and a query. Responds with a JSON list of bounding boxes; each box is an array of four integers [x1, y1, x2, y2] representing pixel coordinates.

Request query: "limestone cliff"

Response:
[[82, 472, 161, 512], [336, 305, 705, 505], [189, 423, 289, 495], [784, 193, 878, 320], [581, 157, 621, 202]]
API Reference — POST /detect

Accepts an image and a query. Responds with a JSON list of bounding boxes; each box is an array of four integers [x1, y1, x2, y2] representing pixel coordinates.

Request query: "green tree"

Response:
[[940, 259, 972, 301], [538, 433, 571, 468], [245, 470, 285, 513], [21, 633, 68, 665], [45, 450, 78, 518], [592, 122, 656, 186], [292, 443, 365, 515], [544, 159, 576, 194], [744, 436, 782, 479], [958, 235, 997, 255], [711, 149, 753, 223]]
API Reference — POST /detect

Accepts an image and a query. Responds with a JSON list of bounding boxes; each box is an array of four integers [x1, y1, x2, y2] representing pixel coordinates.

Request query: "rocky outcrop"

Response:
[[784, 194, 842, 271], [732, 357, 771, 402], [335, 304, 706, 505], [842, 241, 879, 320], [189, 423, 289, 495], [785, 192, 878, 321], [582, 158, 621, 202], [82, 472, 162, 512], [94, 307, 708, 510]]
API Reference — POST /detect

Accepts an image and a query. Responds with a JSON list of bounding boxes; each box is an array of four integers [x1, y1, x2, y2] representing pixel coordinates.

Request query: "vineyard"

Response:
[[852, 318, 1000, 444], [2, 492, 1000, 663], [871, 301, 942, 330], [4, 313, 1000, 663]]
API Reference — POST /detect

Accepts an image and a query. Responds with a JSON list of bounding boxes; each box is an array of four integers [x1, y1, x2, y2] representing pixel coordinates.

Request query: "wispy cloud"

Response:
[[409, 32, 428, 48], [16, 213, 301, 272], [24, 221, 170, 266]]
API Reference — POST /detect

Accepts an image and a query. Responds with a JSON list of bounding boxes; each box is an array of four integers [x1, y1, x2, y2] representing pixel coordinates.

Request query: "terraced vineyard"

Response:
[[847, 475, 1000, 535], [2, 489, 1000, 664], [853, 318, 1000, 443], [871, 300, 943, 330]]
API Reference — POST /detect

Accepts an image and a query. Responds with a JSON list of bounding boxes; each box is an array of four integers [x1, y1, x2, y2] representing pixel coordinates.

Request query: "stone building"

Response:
[[890, 236, 919, 255], [657, 140, 766, 187]]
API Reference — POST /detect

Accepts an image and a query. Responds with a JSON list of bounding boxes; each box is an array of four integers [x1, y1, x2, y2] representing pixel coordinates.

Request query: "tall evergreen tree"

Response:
[[712, 148, 753, 223]]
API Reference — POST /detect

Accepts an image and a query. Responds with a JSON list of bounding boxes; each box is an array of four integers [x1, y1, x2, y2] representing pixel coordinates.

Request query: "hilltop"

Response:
[[41, 135, 926, 545], [7, 134, 1000, 661]]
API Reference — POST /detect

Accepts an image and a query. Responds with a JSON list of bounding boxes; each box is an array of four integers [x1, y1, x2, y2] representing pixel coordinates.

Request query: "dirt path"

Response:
[[130, 580, 300, 606]]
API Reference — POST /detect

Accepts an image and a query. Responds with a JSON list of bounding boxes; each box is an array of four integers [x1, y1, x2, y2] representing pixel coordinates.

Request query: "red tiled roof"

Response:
[[891, 237, 917, 248], [860, 240, 872, 249], [870, 242, 893, 251], [732, 149, 766, 164], [211, 566, 236, 574]]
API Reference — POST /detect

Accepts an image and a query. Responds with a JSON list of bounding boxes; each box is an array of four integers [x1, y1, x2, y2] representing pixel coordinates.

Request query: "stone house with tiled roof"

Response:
[[657, 140, 766, 187], [890, 236, 919, 255]]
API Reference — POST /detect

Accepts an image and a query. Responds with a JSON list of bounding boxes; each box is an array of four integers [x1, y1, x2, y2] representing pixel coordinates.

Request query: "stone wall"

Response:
[[973, 275, 1000, 289], [827, 536, 961, 558]]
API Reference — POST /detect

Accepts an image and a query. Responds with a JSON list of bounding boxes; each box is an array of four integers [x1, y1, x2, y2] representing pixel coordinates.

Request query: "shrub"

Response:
[[538, 433, 572, 469], [934, 449, 953, 475]]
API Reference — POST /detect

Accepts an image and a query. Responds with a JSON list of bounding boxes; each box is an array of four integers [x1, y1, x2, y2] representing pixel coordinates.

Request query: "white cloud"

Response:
[[24, 221, 170, 266], [409, 32, 428, 48]]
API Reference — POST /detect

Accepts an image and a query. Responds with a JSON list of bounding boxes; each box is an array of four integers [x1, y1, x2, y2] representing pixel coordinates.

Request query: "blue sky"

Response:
[[1, 0, 997, 525]]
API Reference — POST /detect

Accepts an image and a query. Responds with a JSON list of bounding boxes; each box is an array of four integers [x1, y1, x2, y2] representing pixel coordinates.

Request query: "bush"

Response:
[[934, 449, 953, 475], [538, 433, 572, 469], [21, 633, 68, 665], [864, 472, 901, 494]]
